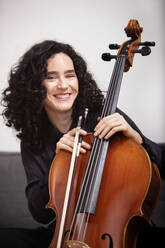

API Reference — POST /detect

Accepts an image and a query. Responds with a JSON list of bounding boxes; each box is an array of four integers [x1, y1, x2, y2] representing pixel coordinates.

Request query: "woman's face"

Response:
[[43, 52, 79, 116]]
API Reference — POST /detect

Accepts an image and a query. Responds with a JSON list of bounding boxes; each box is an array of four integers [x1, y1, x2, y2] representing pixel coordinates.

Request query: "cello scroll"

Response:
[[102, 19, 155, 72]]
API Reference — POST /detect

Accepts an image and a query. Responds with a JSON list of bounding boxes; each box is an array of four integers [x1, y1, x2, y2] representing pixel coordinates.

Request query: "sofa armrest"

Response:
[[152, 143, 165, 227], [0, 152, 40, 228]]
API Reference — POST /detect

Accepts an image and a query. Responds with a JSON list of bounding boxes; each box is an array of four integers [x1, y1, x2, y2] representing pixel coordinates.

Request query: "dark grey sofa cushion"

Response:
[[152, 143, 165, 227], [0, 152, 39, 228], [152, 179, 165, 227]]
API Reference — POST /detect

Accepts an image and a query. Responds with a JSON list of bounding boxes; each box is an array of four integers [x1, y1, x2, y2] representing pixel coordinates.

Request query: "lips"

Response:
[[54, 93, 71, 100]]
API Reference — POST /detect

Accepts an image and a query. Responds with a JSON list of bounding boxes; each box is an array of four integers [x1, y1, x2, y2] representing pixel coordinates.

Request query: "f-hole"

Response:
[[101, 233, 113, 248]]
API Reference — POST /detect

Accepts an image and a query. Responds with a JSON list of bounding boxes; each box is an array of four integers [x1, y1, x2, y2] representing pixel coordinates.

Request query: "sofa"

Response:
[[0, 152, 40, 228], [0, 145, 165, 229]]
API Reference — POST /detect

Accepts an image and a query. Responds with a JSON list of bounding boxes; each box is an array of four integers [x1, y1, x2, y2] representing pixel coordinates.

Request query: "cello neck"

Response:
[[101, 54, 126, 118]]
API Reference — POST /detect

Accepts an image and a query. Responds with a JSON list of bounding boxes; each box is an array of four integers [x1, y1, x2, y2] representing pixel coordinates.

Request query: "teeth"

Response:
[[55, 94, 70, 99]]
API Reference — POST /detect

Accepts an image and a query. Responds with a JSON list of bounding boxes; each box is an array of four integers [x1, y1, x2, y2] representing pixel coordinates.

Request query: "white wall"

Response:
[[0, 0, 164, 151]]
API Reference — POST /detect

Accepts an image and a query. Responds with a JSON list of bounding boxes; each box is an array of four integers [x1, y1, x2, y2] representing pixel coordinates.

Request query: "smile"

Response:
[[54, 93, 71, 100]]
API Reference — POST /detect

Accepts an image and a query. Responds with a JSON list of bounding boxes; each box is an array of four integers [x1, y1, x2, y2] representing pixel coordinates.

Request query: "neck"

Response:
[[46, 108, 72, 133]]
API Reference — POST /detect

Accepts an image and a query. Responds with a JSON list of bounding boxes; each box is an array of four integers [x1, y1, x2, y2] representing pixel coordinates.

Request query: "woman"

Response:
[[1, 40, 163, 247]]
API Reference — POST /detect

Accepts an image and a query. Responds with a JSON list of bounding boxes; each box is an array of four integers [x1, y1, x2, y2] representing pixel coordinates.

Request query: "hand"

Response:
[[56, 128, 91, 154], [94, 113, 143, 144]]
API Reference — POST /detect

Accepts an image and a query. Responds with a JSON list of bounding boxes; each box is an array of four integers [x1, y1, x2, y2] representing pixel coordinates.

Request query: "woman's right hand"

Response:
[[56, 128, 91, 154]]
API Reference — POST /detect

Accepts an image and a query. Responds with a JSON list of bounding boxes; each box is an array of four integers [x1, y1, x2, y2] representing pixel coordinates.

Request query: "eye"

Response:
[[46, 74, 57, 80], [66, 73, 76, 78], [46, 76, 56, 80]]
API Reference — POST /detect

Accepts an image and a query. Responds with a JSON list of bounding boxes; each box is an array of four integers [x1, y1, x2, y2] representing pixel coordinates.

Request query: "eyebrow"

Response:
[[47, 69, 76, 75]]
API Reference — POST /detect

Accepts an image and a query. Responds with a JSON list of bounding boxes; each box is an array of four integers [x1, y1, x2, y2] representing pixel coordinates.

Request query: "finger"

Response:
[[68, 128, 87, 137], [68, 128, 77, 136], [94, 124, 106, 137], [62, 137, 75, 148], [97, 126, 112, 139], [79, 147, 88, 154], [94, 119, 106, 131], [81, 140, 91, 150], [56, 142, 73, 154], [56, 135, 75, 152], [104, 125, 125, 139], [94, 118, 121, 137], [103, 123, 135, 140], [94, 115, 117, 131], [79, 129, 88, 136]]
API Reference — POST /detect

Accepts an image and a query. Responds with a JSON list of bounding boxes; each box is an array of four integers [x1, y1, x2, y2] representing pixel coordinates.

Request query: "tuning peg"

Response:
[[133, 46, 151, 56], [109, 44, 120, 49], [101, 53, 117, 61], [138, 41, 155, 47]]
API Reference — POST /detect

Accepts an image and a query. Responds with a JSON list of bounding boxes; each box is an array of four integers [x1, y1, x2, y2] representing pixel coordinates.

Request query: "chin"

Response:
[[55, 104, 73, 113]]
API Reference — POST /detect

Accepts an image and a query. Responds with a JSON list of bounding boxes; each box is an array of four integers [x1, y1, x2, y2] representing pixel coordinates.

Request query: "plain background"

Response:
[[0, 0, 164, 152]]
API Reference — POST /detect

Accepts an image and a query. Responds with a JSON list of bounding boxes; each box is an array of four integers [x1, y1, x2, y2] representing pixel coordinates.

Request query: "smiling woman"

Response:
[[43, 53, 79, 133], [0, 39, 163, 248], [1, 40, 104, 151]]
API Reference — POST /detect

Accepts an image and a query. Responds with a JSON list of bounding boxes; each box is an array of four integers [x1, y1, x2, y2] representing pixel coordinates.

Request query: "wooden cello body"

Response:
[[47, 134, 160, 248], [46, 20, 161, 248]]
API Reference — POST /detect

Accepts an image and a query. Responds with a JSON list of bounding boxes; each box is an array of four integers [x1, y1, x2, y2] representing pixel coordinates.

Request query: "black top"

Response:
[[21, 108, 163, 225]]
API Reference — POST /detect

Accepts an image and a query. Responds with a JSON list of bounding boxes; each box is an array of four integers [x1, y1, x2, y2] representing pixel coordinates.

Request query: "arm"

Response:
[[93, 108, 163, 176], [21, 143, 56, 224], [117, 109, 163, 174]]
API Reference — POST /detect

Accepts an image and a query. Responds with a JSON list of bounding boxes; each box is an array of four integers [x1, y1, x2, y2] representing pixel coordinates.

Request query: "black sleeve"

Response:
[[158, 143, 165, 179], [21, 143, 56, 224], [117, 109, 164, 178]]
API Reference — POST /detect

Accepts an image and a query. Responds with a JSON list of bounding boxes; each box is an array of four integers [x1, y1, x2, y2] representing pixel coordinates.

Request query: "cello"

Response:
[[46, 20, 161, 248]]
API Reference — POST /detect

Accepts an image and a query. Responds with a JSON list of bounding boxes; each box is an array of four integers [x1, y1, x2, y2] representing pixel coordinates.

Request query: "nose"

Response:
[[57, 76, 68, 89]]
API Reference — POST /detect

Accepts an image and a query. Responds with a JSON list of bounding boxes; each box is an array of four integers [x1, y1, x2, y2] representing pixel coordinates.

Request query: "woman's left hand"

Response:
[[94, 113, 143, 144]]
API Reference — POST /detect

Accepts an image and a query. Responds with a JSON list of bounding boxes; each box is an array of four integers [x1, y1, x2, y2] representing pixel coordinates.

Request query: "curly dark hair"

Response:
[[1, 40, 104, 151]]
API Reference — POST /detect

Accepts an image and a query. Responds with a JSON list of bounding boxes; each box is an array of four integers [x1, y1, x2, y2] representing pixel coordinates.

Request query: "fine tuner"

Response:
[[102, 41, 156, 61]]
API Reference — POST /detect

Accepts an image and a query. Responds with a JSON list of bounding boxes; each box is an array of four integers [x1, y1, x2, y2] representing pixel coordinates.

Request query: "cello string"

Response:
[[81, 213, 90, 242], [67, 118, 102, 233], [82, 55, 124, 218], [101, 57, 121, 117], [78, 55, 124, 240], [102, 55, 126, 118], [85, 55, 126, 212], [81, 55, 126, 241], [67, 112, 105, 239], [67, 55, 125, 242], [70, 55, 123, 241], [67, 137, 100, 240], [70, 55, 122, 241]]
